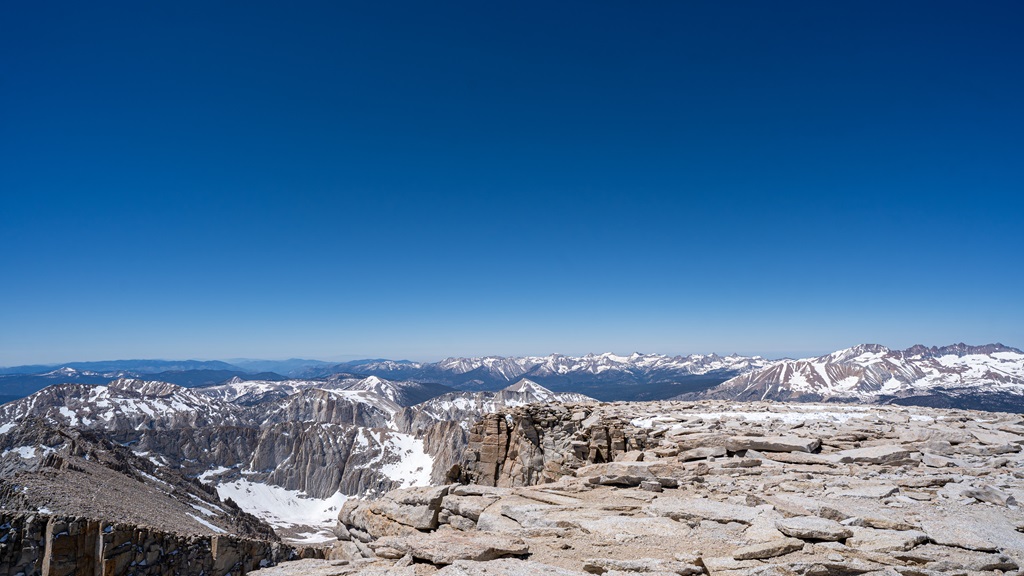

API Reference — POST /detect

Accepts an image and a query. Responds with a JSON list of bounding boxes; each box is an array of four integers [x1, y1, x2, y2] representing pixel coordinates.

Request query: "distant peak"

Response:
[[502, 378, 551, 394], [824, 344, 890, 361], [903, 342, 1023, 358]]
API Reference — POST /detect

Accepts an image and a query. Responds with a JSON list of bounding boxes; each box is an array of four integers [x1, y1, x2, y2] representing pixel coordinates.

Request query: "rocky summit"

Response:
[[253, 400, 1024, 576]]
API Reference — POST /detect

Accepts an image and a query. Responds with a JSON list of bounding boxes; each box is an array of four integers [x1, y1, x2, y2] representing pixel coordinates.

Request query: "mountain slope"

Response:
[[328, 375, 455, 406], [197, 375, 453, 407], [682, 343, 1024, 411], [0, 378, 248, 431], [0, 418, 278, 539], [393, 378, 596, 435], [0, 375, 451, 542]]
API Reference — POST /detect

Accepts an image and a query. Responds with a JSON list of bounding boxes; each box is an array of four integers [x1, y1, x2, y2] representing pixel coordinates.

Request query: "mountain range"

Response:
[[1, 342, 1023, 547], [0, 374, 593, 543], [4, 345, 1024, 406], [0, 352, 773, 402], [682, 343, 1024, 411]]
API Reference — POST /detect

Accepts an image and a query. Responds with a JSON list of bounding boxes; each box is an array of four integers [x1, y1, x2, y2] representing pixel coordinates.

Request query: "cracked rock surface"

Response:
[[252, 400, 1024, 576]]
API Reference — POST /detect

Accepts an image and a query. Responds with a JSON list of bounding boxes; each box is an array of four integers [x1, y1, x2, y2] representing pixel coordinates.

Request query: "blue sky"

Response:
[[2, 1, 1022, 365]]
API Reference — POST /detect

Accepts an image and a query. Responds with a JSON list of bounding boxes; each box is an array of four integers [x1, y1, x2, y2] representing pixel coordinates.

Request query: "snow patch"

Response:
[[379, 433, 434, 489], [216, 479, 347, 533], [186, 513, 226, 534], [197, 466, 233, 484]]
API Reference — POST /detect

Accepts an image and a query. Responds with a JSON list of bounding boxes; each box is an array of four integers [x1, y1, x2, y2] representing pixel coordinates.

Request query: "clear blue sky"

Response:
[[2, 1, 1022, 365]]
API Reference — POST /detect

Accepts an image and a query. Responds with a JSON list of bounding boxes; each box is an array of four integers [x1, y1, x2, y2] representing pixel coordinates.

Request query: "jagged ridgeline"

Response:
[[0, 373, 597, 548], [0, 344, 1022, 575]]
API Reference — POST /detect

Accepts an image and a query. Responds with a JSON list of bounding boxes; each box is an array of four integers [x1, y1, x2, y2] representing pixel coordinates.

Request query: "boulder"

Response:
[[845, 527, 928, 552], [835, 484, 899, 499], [726, 436, 821, 453], [370, 532, 529, 565], [678, 446, 727, 461], [776, 517, 852, 541], [828, 445, 915, 465], [442, 495, 498, 521], [732, 538, 805, 560], [583, 557, 704, 575], [961, 485, 1017, 507], [436, 558, 590, 575]]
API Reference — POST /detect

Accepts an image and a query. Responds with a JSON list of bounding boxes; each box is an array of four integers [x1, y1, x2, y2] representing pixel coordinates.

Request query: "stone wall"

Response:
[[0, 512, 293, 576], [459, 402, 653, 487]]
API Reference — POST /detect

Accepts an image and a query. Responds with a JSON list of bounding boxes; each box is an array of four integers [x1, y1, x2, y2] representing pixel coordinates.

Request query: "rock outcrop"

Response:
[[255, 400, 1024, 576], [459, 403, 645, 487], [0, 511, 294, 576], [683, 344, 1024, 411]]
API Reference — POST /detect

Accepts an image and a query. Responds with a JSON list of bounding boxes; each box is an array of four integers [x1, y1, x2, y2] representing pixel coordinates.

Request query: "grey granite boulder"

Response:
[[370, 531, 529, 565], [726, 436, 820, 453], [776, 517, 852, 541]]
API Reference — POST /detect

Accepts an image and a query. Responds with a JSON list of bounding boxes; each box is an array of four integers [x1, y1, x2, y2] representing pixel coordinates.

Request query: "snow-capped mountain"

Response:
[[309, 352, 773, 400], [683, 343, 1024, 411], [327, 375, 455, 407], [0, 373, 594, 543], [261, 387, 400, 427], [198, 375, 454, 407], [396, 378, 595, 433], [0, 378, 247, 431], [199, 377, 334, 405]]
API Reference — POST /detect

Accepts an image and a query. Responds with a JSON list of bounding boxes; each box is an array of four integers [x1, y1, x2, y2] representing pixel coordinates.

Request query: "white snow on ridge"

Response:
[[197, 466, 234, 484], [432, 352, 773, 381], [186, 512, 226, 534], [707, 344, 1024, 402], [2, 446, 41, 459], [216, 479, 347, 541], [379, 433, 434, 489]]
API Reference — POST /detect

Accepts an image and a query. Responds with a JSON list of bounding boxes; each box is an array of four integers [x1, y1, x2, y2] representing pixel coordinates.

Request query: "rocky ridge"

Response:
[[307, 353, 774, 400], [0, 376, 593, 543], [0, 419, 304, 575], [256, 400, 1024, 576], [683, 344, 1024, 411]]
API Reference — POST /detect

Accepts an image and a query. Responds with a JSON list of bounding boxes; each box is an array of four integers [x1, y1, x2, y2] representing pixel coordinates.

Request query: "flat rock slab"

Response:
[[961, 485, 1017, 507], [436, 559, 590, 576], [576, 461, 690, 483], [678, 446, 727, 461], [726, 436, 821, 453], [921, 519, 1000, 552], [828, 445, 915, 465], [246, 559, 356, 576], [576, 516, 692, 540], [776, 517, 852, 541], [846, 527, 928, 552], [645, 496, 760, 525], [499, 503, 562, 528], [835, 484, 899, 499], [757, 451, 834, 466], [370, 532, 529, 565], [970, 430, 1024, 446], [584, 557, 703, 575], [443, 495, 499, 521], [898, 544, 1020, 572], [732, 538, 805, 560]]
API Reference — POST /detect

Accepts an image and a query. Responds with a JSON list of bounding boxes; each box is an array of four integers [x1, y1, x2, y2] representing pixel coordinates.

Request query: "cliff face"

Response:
[[459, 402, 652, 487], [0, 512, 293, 576]]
